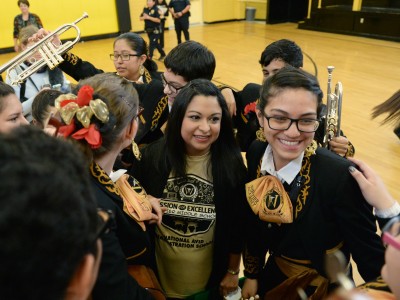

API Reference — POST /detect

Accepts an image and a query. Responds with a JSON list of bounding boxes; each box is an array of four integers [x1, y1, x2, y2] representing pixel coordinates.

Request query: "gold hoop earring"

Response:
[[139, 65, 144, 76], [132, 141, 142, 161], [256, 127, 266, 142]]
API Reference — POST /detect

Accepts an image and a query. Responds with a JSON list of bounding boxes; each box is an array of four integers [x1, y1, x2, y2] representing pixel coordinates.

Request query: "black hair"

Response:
[[259, 39, 303, 68], [0, 126, 98, 300], [31, 89, 63, 128], [258, 66, 324, 118], [164, 41, 216, 82], [114, 32, 158, 72], [165, 79, 245, 187], [0, 82, 16, 113], [372, 89, 400, 126]]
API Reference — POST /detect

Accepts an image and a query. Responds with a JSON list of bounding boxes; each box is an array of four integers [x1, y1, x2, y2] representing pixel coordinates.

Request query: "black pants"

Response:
[[147, 31, 165, 59], [174, 16, 190, 44]]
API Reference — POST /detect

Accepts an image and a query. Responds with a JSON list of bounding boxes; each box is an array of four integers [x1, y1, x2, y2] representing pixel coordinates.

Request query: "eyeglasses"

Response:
[[110, 53, 140, 61], [262, 113, 320, 133], [161, 73, 186, 94], [382, 216, 400, 250]]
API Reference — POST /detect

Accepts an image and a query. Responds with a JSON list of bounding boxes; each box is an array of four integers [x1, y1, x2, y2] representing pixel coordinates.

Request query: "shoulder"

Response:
[[315, 147, 351, 169]]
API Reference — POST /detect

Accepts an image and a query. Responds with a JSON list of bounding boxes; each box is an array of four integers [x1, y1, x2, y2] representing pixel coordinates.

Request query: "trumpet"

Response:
[[322, 66, 343, 148], [0, 12, 89, 86]]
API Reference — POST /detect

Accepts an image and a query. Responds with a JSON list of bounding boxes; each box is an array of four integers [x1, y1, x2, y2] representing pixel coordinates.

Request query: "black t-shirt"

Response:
[[169, 0, 190, 13]]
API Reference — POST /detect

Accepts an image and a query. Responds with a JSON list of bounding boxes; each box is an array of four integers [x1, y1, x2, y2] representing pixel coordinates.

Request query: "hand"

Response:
[[147, 195, 167, 225], [348, 157, 396, 210], [14, 44, 19, 52], [173, 12, 180, 18], [221, 88, 237, 117], [219, 272, 239, 297], [241, 278, 258, 300], [28, 28, 62, 48], [143, 13, 149, 20], [329, 136, 349, 157]]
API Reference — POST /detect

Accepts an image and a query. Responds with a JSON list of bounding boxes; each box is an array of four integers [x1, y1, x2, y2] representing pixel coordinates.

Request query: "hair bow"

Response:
[[55, 85, 110, 149]]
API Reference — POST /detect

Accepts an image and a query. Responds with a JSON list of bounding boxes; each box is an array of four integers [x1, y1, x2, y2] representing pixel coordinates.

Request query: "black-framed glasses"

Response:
[[382, 216, 400, 250], [110, 53, 140, 61], [161, 73, 186, 94], [262, 113, 320, 133]]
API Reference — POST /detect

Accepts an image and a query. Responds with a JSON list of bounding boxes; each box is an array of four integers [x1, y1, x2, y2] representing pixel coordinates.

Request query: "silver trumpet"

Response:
[[322, 66, 343, 148], [0, 12, 89, 86]]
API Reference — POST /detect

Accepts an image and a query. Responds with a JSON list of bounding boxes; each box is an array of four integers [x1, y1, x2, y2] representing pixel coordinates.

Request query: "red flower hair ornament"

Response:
[[244, 100, 258, 117], [55, 85, 110, 149]]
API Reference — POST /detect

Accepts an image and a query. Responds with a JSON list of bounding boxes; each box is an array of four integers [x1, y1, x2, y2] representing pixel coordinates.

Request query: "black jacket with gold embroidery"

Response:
[[59, 52, 168, 146], [89, 162, 154, 300], [244, 141, 384, 289]]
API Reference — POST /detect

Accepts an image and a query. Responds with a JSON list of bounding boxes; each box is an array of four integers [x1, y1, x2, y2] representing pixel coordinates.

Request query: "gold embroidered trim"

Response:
[[90, 162, 120, 196], [143, 68, 152, 84], [151, 95, 168, 131], [256, 151, 314, 219]]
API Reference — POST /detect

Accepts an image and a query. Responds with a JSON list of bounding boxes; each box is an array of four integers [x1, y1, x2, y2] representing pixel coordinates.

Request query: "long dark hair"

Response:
[[165, 79, 245, 187], [372, 89, 400, 126]]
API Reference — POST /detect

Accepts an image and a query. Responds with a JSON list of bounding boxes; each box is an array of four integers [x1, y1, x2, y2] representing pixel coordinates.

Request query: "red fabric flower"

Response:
[[71, 124, 102, 149], [58, 122, 76, 137], [244, 101, 257, 116], [76, 85, 94, 107]]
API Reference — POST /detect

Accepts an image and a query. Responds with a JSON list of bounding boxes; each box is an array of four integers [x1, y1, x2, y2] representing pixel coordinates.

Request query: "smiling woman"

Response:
[[242, 66, 385, 299], [130, 79, 248, 299]]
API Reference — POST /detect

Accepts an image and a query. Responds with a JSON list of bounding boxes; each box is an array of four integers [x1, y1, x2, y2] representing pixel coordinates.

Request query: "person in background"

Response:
[[157, 0, 169, 49], [13, 0, 43, 52], [241, 67, 384, 299], [168, 0, 191, 44], [0, 81, 29, 133], [223, 39, 353, 157], [57, 73, 163, 299], [140, 0, 167, 61], [130, 79, 247, 299], [372, 89, 400, 139], [7, 25, 69, 121], [0, 126, 102, 300]]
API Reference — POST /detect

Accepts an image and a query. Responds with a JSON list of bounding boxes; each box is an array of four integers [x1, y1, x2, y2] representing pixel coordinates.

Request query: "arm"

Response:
[[221, 87, 237, 117], [348, 157, 399, 226], [219, 253, 241, 297], [332, 161, 385, 282]]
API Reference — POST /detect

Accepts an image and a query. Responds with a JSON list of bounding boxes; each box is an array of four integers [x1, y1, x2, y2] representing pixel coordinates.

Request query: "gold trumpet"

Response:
[[322, 66, 343, 148], [0, 12, 89, 86]]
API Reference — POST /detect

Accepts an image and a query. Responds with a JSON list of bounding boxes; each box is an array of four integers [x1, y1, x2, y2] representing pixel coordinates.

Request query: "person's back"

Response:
[[0, 126, 101, 300]]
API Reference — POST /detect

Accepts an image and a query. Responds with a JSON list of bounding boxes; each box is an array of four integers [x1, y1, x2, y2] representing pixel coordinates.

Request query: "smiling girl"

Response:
[[130, 79, 247, 299], [242, 67, 385, 299]]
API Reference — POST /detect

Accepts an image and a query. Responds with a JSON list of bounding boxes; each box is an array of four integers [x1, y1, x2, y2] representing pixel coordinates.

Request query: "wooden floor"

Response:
[[1, 21, 399, 201]]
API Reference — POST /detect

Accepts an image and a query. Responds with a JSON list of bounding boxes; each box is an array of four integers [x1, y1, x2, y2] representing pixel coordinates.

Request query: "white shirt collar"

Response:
[[260, 144, 304, 185]]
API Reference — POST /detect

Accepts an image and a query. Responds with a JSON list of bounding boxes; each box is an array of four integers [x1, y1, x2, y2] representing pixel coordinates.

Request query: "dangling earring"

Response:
[[139, 65, 144, 76], [256, 127, 266, 142], [132, 141, 142, 161], [305, 139, 318, 157]]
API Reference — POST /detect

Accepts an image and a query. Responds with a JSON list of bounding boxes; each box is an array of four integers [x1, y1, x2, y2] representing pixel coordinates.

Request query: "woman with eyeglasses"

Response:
[[130, 79, 247, 299], [241, 67, 385, 300], [56, 73, 165, 299]]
